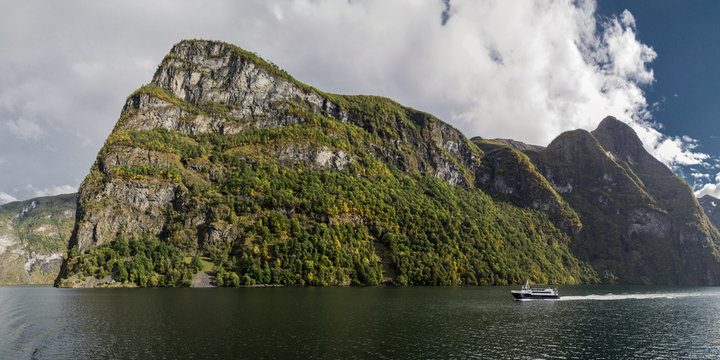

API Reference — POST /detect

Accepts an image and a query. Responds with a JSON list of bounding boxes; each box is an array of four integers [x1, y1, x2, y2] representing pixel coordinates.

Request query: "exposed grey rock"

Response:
[[24, 252, 64, 273], [276, 144, 352, 171], [16, 200, 38, 218], [628, 209, 670, 238], [0, 233, 17, 254], [75, 182, 177, 252], [549, 181, 573, 194]]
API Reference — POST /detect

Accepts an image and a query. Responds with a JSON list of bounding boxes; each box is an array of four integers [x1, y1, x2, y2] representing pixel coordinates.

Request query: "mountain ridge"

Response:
[[55, 39, 720, 287], [57, 40, 599, 287], [527, 117, 720, 284]]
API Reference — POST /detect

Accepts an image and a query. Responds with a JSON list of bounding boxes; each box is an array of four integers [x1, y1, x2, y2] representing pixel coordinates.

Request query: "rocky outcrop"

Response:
[[0, 193, 75, 284]]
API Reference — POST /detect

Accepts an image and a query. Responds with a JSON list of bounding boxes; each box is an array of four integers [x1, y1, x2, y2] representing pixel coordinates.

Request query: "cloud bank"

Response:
[[0, 0, 713, 200], [0, 192, 17, 205], [28, 184, 77, 198]]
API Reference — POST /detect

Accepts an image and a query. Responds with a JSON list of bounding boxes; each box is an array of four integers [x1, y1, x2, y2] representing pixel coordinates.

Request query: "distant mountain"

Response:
[[0, 193, 75, 284], [485, 138, 545, 152], [54, 39, 720, 287], [699, 195, 720, 230]]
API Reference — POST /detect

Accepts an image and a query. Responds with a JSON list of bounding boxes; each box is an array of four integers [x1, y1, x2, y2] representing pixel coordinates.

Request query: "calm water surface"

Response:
[[2, 285, 720, 359]]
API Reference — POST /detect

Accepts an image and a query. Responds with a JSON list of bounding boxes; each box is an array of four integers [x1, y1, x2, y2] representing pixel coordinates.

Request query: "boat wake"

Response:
[[559, 292, 720, 301]]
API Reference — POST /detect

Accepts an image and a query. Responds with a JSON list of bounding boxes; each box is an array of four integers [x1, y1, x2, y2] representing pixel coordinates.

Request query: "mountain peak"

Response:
[[592, 116, 644, 155], [544, 129, 604, 163], [591, 115, 673, 178], [597, 115, 630, 130], [162, 39, 302, 88]]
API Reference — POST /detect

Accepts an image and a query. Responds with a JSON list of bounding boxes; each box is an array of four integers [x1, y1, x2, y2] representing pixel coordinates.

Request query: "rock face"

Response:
[[0, 194, 75, 284], [528, 117, 720, 284]]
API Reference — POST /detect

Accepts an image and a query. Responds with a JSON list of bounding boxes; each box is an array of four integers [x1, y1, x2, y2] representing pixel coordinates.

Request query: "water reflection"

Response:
[[1, 286, 720, 359]]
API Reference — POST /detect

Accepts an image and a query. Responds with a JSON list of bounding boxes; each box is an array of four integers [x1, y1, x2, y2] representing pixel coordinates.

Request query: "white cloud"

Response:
[[233, 0, 702, 171], [3, 117, 45, 141], [694, 173, 720, 198], [27, 184, 77, 198], [692, 172, 710, 179], [271, 5, 284, 21], [0, 192, 17, 205], [601, 10, 656, 84], [630, 123, 709, 168], [620, 9, 636, 28], [0, 0, 713, 200]]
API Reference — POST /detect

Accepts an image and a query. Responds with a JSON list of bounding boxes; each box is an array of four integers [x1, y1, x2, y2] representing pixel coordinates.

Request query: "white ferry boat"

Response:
[[510, 280, 559, 300]]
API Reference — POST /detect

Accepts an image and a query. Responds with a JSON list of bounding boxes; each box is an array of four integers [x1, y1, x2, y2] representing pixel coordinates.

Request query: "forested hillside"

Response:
[[56, 40, 720, 287], [0, 193, 75, 284], [56, 40, 597, 287]]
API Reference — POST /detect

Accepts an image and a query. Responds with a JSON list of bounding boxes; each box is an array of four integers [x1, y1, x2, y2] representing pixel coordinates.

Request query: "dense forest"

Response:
[[62, 123, 597, 286]]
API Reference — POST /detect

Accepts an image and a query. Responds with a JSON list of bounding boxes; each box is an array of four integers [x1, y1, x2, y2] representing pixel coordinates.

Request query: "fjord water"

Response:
[[3, 286, 720, 359]]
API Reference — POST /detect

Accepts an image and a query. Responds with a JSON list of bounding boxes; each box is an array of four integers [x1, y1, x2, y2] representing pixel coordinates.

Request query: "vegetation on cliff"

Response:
[[57, 40, 720, 287], [57, 40, 598, 287], [0, 193, 75, 284]]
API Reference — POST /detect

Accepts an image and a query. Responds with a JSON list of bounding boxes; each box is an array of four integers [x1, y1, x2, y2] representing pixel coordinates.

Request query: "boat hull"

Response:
[[511, 291, 559, 300]]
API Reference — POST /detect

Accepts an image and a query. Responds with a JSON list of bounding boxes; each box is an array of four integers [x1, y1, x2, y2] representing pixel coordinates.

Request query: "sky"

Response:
[[1, 0, 720, 203]]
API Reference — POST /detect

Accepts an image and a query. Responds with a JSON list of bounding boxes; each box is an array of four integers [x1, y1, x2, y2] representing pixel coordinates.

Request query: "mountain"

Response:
[[472, 138, 581, 232], [528, 117, 720, 284], [699, 195, 720, 230], [55, 39, 720, 287], [0, 193, 75, 284], [55, 40, 597, 287]]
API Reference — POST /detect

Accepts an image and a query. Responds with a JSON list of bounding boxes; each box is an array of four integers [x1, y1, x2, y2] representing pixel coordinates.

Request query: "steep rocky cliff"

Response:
[[0, 193, 75, 284], [56, 40, 596, 287], [528, 117, 720, 284]]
